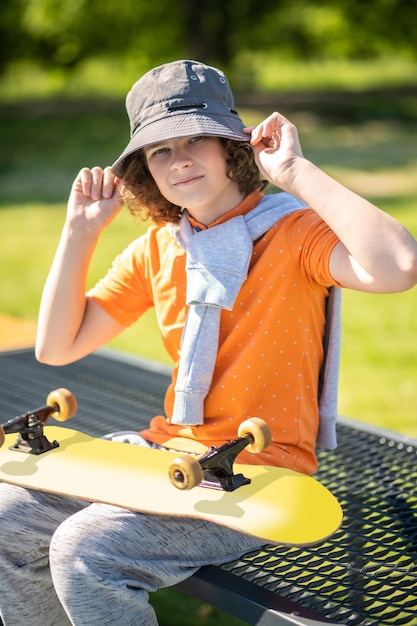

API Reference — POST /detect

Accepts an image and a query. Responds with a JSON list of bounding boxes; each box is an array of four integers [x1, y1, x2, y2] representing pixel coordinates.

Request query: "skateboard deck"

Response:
[[0, 423, 342, 546]]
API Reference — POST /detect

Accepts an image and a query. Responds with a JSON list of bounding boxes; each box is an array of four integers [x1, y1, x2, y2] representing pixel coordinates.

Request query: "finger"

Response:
[[90, 166, 105, 201], [243, 126, 255, 135], [102, 166, 119, 199], [74, 167, 93, 196], [250, 112, 286, 146], [250, 124, 276, 148]]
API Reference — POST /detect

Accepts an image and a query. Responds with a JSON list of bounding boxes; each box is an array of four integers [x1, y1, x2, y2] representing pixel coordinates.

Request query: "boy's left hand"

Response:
[[245, 112, 305, 191]]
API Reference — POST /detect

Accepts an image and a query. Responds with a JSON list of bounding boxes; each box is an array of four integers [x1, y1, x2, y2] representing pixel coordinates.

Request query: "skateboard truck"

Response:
[[6, 407, 60, 455], [196, 436, 253, 491], [168, 418, 272, 491], [0, 388, 77, 455]]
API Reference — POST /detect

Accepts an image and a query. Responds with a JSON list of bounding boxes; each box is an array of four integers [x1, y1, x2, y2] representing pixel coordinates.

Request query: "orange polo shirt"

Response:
[[89, 191, 340, 474]]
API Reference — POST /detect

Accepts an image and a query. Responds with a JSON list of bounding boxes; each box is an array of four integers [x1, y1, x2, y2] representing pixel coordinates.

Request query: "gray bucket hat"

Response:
[[112, 60, 249, 177]]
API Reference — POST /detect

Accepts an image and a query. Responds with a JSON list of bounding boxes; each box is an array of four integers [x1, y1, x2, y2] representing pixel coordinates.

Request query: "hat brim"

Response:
[[111, 112, 249, 177]]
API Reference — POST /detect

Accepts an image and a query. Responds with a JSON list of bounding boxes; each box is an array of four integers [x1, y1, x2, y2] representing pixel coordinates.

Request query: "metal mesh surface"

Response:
[[222, 426, 417, 625], [0, 348, 416, 625], [0, 348, 168, 435]]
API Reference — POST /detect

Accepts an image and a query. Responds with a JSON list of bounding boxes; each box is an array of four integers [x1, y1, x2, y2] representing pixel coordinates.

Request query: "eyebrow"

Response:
[[145, 141, 165, 151]]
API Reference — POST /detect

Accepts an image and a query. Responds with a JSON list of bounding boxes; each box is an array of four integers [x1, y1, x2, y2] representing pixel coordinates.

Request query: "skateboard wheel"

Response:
[[0, 426, 4, 448], [46, 388, 78, 422], [238, 418, 272, 453], [168, 456, 203, 490]]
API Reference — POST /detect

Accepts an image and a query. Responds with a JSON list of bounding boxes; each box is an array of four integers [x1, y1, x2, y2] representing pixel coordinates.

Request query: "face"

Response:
[[143, 136, 244, 225]]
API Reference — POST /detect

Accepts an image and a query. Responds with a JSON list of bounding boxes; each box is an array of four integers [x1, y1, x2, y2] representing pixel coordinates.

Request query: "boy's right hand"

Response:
[[67, 166, 124, 233]]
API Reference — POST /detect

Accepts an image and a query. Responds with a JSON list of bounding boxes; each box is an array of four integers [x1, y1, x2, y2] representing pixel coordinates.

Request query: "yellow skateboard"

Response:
[[0, 389, 342, 546]]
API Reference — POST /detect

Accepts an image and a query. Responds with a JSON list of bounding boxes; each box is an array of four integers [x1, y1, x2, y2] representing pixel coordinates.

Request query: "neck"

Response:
[[187, 189, 264, 230], [187, 188, 246, 227]]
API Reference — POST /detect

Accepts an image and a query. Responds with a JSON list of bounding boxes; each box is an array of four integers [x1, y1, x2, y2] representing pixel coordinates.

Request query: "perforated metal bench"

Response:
[[0, 348, 416, 625]]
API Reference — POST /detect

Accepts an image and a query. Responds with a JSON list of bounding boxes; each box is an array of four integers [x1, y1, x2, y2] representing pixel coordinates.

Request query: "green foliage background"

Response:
[[2, 0, 417, 80]]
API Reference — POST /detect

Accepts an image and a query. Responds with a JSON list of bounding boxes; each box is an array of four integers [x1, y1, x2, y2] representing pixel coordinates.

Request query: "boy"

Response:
[[0, 60, 416, 625]]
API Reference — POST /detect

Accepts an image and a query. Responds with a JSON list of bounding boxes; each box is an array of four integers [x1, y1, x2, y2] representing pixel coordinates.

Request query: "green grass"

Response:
[[1, 55, 417, 100], [235, 54, 417, 93], [150, 588, 247, 626]]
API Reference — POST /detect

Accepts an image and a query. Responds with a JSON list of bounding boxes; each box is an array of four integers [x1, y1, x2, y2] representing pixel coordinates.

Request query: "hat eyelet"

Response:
[[191, 75, 198, 80], [219, 77, 226, 84], [201, 103, 208, 109]]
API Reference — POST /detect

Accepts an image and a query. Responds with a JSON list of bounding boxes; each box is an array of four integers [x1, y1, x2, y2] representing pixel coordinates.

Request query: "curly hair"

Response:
[[120, 138, 265, 224]]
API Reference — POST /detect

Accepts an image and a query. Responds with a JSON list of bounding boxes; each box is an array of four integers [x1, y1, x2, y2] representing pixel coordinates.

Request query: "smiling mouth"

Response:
[[174, 175, 203, 186]]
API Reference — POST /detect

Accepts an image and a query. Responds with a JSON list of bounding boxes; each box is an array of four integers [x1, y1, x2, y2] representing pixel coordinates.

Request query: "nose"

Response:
[[170, 145, 193, 170]]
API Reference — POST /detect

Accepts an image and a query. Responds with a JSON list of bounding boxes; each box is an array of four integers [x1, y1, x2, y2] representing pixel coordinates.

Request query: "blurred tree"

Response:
[[307, 0, 417, 58], [245, 0, 417, 59], [14, 0, 185, 68], [0, 0, 416, 75], [182, 0, 279, 66], [0, 0, 27, 73]]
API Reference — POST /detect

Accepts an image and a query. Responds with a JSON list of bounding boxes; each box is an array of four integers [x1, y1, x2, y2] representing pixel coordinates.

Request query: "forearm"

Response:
[[282, 158, 417, 291], [35, 223, 99, 364], [249, 112, 417, 293], [36, 166, 124, 364]]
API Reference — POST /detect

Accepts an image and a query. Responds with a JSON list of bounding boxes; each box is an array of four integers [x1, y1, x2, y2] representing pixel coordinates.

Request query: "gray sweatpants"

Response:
[[0, 482, 263, 625]]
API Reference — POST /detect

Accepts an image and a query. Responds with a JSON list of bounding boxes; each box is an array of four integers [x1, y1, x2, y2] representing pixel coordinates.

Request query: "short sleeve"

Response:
[[284, 209, 341, 287], [88, 236, 153, 327]]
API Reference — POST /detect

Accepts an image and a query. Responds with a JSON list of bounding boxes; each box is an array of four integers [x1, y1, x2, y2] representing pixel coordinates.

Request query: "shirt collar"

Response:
[[187, 190, 264, 231]]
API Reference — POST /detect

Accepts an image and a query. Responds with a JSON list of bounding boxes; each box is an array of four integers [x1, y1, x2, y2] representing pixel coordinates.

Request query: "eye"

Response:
[[153, 147, 169, 157], [146, 144, 170, 160], [189, 136, 206, 144]]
